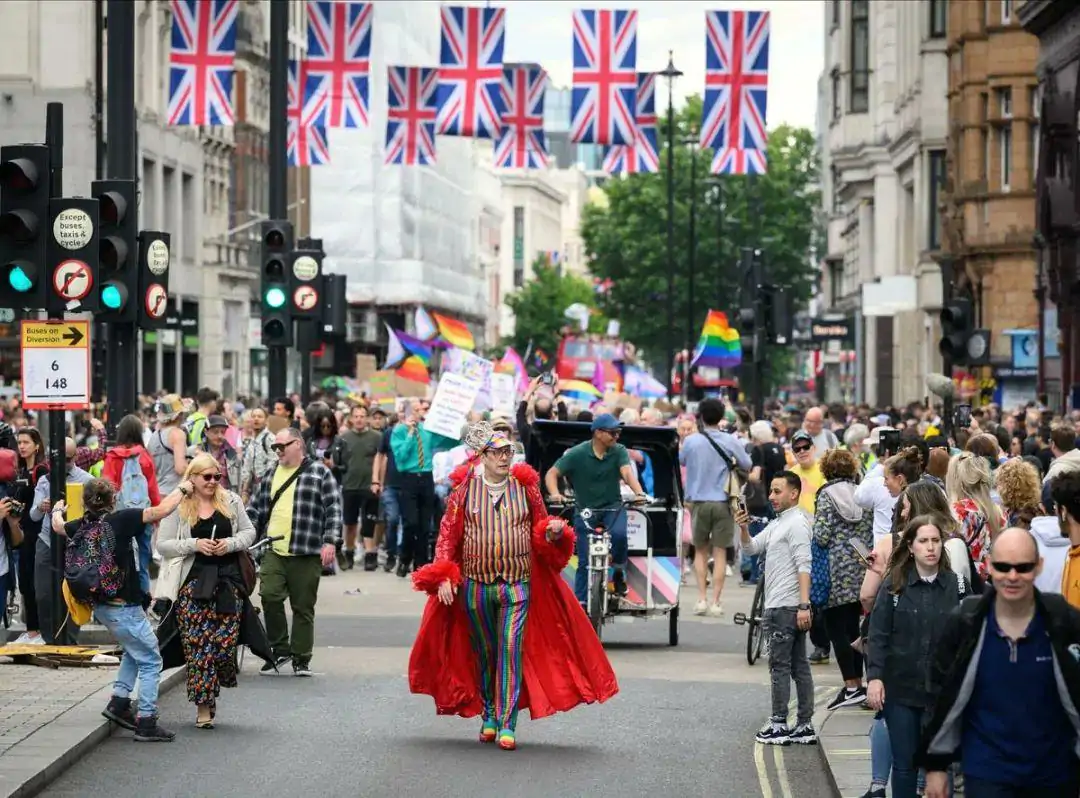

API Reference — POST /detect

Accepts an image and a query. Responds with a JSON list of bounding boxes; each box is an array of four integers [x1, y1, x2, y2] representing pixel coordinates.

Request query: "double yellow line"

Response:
[[753, 687, 835, 798]]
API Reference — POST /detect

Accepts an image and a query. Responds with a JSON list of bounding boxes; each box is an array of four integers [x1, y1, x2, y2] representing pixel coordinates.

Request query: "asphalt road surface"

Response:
[[49, 575, 840, 798]]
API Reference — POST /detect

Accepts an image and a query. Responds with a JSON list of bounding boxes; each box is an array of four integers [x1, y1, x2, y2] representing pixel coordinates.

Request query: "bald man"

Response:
[[919, 528, 1080, 798], [31, 438, 93, 644], [802, 408, 837, 461]]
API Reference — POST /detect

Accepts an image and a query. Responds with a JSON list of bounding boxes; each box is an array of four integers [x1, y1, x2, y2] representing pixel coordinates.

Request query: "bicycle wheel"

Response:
[[589, 568, 605, 640], [746, 577, 766, 666]]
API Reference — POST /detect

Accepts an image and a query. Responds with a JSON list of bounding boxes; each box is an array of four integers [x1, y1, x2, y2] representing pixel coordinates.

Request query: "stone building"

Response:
[[943, 0, 1041, 404], [1021, 0, 1080, 410]]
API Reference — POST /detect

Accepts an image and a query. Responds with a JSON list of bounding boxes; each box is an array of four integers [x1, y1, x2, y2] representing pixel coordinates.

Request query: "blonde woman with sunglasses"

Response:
[[155, 454, 257, 729]]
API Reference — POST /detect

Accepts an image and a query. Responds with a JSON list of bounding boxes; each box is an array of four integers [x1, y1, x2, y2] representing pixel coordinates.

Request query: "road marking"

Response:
[[754, 742, 773, 798], [775, 745, 794, 798]]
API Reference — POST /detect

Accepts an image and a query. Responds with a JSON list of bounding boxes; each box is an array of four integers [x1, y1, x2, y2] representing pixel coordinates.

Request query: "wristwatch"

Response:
[[797, 603, 811, 611]]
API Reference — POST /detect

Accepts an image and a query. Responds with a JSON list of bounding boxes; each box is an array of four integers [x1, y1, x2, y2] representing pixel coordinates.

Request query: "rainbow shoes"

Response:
[[497, 729, 516, 751], [479, 720, 497, 743]]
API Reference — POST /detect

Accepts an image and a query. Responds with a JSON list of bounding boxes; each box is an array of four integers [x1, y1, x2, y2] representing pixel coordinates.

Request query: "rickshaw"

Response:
[[526, 420, 684, 646]]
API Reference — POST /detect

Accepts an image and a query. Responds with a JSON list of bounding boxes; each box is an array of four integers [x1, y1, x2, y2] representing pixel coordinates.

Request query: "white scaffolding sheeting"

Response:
[[312, 1, 485, 319]]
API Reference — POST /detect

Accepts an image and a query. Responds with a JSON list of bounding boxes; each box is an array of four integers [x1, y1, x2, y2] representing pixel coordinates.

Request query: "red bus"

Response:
[[556, 335, 624, 392]]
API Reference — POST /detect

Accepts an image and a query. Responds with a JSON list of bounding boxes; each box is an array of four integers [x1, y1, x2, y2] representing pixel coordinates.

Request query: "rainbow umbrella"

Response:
[[558, 379, 603, 404], [691, 310, 742, 369]]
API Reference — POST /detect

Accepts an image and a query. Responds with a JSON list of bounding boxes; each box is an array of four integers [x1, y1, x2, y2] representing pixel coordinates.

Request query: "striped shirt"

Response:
[[461, 473, 532, 583]]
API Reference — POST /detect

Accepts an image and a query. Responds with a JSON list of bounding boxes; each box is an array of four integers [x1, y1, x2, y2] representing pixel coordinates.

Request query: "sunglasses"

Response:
[[198, 473, 222, 483], [601, 429, 621, 437], [989, 561, 1038, 575], [792, 445, 812, 454], [270, 440, 298, 454]]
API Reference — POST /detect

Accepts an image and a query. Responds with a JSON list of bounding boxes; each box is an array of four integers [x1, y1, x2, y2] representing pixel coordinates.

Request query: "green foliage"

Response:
[[581, 96, 823, 382], [503, 256, 604, 359]]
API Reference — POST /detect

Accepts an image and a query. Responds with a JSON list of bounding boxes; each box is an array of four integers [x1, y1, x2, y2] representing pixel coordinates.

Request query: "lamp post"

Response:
[[684, 132, 700, 402], [660, 51, 683, 395]]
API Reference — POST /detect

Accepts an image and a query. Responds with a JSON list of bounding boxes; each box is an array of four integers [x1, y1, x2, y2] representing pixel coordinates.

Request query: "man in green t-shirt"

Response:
[[339, 406, 383, 571], [544, 414, 647, 603]]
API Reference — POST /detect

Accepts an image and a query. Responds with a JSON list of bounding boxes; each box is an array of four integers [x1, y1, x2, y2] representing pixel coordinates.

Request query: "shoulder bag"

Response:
[[700, 432, 749, 504]]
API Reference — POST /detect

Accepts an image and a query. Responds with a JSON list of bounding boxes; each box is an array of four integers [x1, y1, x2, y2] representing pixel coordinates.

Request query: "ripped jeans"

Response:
[[764, 607, 815, 726]]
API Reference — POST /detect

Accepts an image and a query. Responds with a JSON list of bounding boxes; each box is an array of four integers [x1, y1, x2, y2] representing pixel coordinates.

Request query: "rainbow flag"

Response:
[[414, 306, 439, 341], [691, 310, 742, 369], [499, 347, 530, 394], [393, 329, 433, 365], [396, 355, 430, 385], [432, 312, 475, 351], [558, 379, 602, 404]]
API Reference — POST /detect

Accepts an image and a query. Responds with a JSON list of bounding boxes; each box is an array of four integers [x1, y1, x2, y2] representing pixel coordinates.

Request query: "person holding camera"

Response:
[[735, 472, 817, 746], [12, 427, 48, 645]]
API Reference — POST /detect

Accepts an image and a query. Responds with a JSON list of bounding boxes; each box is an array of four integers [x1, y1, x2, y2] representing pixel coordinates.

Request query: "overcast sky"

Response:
[[502, 1, 825, 131]]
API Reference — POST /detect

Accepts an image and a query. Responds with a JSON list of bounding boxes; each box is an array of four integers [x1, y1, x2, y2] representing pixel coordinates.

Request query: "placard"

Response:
[[20, 321, 91, 409], [626, 508, 649, 551], [490, 372, 517, 417], [425, 373, 481, 440]]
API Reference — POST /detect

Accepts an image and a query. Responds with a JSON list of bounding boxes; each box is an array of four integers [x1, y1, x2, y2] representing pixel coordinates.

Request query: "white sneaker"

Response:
[[12, 632, 42, 645], [693, 600, 708, 616], [725, 564, 734, 578], [707, 602, 724, 618]]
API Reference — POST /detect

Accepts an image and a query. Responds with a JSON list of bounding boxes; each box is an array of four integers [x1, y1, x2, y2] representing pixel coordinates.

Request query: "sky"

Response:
[[502, 1, 825, 131]]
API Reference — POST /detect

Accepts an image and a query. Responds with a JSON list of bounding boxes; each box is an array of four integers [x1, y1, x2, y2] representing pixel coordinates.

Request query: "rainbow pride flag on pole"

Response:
[[691, 310, 742, 369], [432, 312, 475, 351]]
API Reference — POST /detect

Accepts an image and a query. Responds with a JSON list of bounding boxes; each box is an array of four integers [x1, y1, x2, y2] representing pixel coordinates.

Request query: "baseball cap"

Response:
[[591, 413, 621, 432], [154, 394, 185, 422], [206, 415, 229, 429], [790, 430, 813, 446], [370, 407, 387, 417], [487, 429, 513, 450]]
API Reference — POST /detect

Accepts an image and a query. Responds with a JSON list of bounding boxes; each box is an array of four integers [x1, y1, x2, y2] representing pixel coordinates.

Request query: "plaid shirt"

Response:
[[247, 457, 343, 555]]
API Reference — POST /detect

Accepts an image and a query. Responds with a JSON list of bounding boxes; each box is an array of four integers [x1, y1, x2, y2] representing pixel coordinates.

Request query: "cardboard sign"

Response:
[[425, 373, 481, 440], [355, 354, 378, 384], [490, 372, 517, 417], [369, 370, 396, 400]]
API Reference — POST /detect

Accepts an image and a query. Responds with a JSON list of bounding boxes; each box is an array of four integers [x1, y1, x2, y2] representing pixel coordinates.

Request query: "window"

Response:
[[996, 87, 1012, 118], [929, 0, 947, 38], [829, 260, 843, 306], [512, 206, 525, 288], [999, 125, 1012, 190], [831, 70, 841, 122], [1001, 0, 1013, 24], [850, 1, 870, 113], [1031, 85, 1041, 186], [831, 165, 842, 213], [981, 93, 990, 180], [928, 150, 946, 250]]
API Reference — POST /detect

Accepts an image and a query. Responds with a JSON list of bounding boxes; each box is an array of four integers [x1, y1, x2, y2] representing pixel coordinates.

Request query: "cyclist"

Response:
[[544, 413, 647, 604]]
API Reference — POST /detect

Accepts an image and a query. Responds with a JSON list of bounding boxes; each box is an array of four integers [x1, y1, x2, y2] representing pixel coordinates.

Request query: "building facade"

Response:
[[819, 0, 950, 406], [944, 0, 1041, 407], [1020, 0, 1079, 410]]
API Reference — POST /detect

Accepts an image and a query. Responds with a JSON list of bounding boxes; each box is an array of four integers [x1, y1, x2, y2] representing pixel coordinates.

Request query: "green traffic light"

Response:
[[265, 287, 286, 309], [102, 284, 123, 310], [7, 266, 31, 293]]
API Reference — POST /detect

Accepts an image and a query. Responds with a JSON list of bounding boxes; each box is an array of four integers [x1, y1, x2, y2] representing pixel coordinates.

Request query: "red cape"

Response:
[[409, 462, 619, 720]]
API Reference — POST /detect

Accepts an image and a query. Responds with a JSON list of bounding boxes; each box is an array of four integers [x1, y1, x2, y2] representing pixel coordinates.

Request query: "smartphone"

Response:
[[954, 403, 972, 430], [732, 495, 747, 517], [879, 429, 902, 456], [848, 538, 872, 567], [540, 370, 557, 387]]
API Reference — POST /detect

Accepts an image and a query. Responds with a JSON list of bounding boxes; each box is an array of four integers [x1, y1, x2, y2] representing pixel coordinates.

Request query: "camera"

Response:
[[8, 500, 25, 518], [879, 429, 902, 457]]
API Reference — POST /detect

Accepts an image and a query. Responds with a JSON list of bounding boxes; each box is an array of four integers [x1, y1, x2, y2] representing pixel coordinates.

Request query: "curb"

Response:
[[812, 705, 844, 798], [1, 666, 185, 798]]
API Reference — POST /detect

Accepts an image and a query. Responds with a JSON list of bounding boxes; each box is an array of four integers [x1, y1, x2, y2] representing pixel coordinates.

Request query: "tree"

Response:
[[503, 257, 604, 360], [581, 95, 823, 387]]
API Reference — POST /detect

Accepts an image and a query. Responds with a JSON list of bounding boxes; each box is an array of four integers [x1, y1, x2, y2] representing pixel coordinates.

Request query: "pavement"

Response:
[[814, 688, 876, 798], [1, 566, 874, 798]]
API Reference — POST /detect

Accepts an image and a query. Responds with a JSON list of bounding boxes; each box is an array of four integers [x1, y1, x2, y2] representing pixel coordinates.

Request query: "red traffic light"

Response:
[[265, 257, 285, 280], [99, 191, 127, 225], [0, 158, 39, 192], [0, 209, 38, 242], [101, 235, 129, 270], [264, 228, 286, 249]]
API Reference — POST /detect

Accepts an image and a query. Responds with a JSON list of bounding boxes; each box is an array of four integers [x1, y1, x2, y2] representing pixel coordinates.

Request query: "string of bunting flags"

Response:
[[167, 1, 770, 175]]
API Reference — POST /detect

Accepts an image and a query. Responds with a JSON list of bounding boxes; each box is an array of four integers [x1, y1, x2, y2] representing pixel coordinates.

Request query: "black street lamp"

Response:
[[684, 131, 699, 402], [660, 51, 683, 395]]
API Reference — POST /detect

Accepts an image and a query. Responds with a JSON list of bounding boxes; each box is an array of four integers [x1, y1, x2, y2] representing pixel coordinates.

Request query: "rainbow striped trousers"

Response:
[[462, 578, 531, 731]]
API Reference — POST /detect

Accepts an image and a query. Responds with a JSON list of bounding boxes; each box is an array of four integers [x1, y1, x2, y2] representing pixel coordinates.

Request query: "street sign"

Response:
[[52, 259, 93, 302], [292, 255, 318, 281], [146, 238, 169, 275], [51, 207, 94, 251], [20, 320, 90, 409], [144, 283, 167, 319], [293, 284, 318, 311]]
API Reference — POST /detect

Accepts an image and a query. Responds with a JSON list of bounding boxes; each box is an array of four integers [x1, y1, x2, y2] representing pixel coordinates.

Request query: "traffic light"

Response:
[[261, 220, 293, 347], [0, 145, 50, 309], [939, 298, 974, 362], [738, 307, 756, 358], [91, 179, 138, 322], [322, 273, 347, 338], [137, 231, 170, 329]]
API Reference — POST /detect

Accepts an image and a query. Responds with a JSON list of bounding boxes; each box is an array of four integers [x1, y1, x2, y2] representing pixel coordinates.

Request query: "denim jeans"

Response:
[[573, 508, 628, 604], [884, 701, 927, 798], [136, 525, 152, 596], [93, 603, 162, 717], [764, 606, 815, 725], [382, 487, 402, 557], [870, 713, 892, 787]]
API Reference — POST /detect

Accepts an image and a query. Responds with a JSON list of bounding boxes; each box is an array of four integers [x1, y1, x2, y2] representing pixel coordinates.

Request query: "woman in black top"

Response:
[[155, 453, 256, 729], [13, 427, 47, 643]]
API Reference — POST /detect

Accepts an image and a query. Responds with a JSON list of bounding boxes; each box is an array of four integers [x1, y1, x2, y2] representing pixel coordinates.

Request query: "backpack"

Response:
[[64, 515, 123, 603], [118, 454, 150, 510]]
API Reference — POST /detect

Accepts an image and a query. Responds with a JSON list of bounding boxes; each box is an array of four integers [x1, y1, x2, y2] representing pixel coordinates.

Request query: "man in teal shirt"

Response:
[[390, 399, 458, 576]]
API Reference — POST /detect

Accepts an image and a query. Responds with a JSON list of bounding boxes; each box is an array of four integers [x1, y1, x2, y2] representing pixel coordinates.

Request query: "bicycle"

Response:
[[733, 543, 767, 666]]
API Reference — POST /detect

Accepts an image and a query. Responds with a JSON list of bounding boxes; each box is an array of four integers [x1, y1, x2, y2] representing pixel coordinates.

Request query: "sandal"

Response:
[[196, 706, 215, 729]]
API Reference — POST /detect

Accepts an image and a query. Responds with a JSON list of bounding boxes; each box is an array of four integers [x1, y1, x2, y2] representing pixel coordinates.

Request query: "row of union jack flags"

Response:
[[166, 2, 769, 175]]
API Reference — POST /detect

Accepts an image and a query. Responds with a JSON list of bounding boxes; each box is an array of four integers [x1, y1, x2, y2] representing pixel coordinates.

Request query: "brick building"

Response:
[[943, 0, 1042, 403]]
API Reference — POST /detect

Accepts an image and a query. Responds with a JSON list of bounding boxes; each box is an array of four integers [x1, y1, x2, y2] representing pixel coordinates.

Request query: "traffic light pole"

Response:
[[45, 103, 72, 644], [750, 247, 766, 422], [267, 1, 289, 402], [105, 0, 136, 422], [940, 256, 955, 440]]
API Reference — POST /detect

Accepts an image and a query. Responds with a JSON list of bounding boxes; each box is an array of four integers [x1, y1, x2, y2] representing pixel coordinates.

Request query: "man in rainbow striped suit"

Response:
[[410, 423, 618, 751]]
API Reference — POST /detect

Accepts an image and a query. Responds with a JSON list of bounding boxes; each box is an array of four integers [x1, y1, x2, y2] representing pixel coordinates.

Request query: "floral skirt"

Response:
[[176, 580, 241, 705]]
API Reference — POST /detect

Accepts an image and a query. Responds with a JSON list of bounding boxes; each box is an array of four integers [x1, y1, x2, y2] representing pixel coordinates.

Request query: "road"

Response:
[[50, 572, 840, 798]]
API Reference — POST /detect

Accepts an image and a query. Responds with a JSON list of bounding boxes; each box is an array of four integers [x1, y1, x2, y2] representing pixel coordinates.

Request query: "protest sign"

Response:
[[490, 373, 517, 417], [425, 373, 481, 440]]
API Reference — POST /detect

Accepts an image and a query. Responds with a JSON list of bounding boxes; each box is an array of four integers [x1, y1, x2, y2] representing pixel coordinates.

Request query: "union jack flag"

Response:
[[700, 10, 770, 154], [287, 60, 330, 167], [305, 1, 373, 128], [436, 6, 506, 138], [602, 72, 659, 175], [167, 0, 239, 126], [711, 147, 767, 176], [385, 66, 438, 166], [570, 8, 638, 146], [493, 65, 549, 169]]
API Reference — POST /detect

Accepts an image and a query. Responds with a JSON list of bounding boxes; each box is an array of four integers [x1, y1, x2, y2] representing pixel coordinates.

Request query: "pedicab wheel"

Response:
[[589, 571, 605, 640], [746, 578, 766, 666], [668, 605, 679, 647]]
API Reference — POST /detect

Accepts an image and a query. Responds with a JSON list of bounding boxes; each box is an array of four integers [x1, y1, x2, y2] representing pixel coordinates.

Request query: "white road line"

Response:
[[754, 742, 773, 798], [775, 746, 794, 798]]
